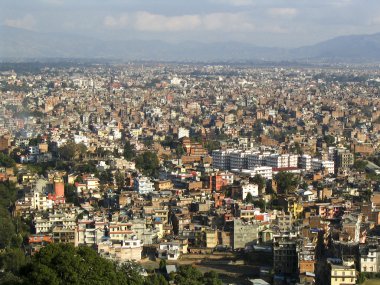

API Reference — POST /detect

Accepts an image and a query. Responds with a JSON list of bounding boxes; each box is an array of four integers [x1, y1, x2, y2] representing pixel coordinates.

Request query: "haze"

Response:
[[2, 0, 380, 48]]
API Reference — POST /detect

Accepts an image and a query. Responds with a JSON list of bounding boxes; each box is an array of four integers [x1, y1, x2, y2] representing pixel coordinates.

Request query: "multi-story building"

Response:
[[299, 154, 311, 171], [134, 176, 155, 195], [273, 237, 298, 277], [158, 241, 181, 260], [242, 183, 259, 200], [212, 150, 231, 170], [229, 150, 251, 170], [334, 148, 354, 171], [98, 238, 142, 263], [330, 263, 356, 285], [233, 219, 259, 250], [360, 247, 380, 273]]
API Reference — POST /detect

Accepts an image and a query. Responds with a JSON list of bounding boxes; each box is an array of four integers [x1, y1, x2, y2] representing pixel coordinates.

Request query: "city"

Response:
[[0, 62, 380, 285]]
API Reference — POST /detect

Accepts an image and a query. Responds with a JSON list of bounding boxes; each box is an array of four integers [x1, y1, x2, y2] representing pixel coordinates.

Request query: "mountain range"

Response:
[[1, 26, 380, 63]]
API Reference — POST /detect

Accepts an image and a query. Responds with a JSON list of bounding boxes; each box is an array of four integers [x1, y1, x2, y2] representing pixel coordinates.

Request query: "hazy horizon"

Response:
[[2, 0, 380, 48]]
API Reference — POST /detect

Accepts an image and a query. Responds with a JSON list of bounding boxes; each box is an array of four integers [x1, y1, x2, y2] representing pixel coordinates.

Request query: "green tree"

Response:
[[145, 274, 168, 285], [115, 171, 126, 189], [353, 159, 367, 172], [124, 141, 136, 160], [176, 145, 185, 157], [19, 243, 132, 285], [0, 153, 15, 168], [58, 142, 87, 161], [135, 151, 160, 178], [324, 135, 335, 147], [0, 248, 28, 274], [245, 192, 254, 204], [274, 172, 298, 194], [250, 174, 266, 194], [173, 266, 221, 285], [0, 211, 15, 249]]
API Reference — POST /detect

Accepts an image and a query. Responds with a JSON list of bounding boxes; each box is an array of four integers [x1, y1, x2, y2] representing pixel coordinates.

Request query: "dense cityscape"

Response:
[[0, 62, 379, 285]]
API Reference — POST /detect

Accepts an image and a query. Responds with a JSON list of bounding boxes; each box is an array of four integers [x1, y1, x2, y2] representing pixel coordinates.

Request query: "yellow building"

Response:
[[330, 264, 356, 285]]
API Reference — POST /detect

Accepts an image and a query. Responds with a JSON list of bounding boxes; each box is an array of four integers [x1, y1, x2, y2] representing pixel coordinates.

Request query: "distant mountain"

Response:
[[1, 25, 379, 63], [292, 33, 380, 62]]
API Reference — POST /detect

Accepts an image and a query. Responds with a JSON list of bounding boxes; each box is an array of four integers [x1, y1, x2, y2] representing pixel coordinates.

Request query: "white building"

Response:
[[158, 241, 181, 260], [322, 160, 335, 174], [230, 150, 250, 169], [242, 183, 259, 200], [242, 166, 273, 180], [134, 176, 155, 195], [360, 248, 380, 273], [178, 127, 190, 139]]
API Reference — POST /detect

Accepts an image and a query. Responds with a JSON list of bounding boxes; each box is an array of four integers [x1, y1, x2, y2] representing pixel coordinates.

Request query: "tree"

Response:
[[274, 172, 298, 194], [115, 171, 126, 189], [173, 266, 221, 285], [58, 142, 87, 161], [245, 192, 254, 204], [124, 141, 136, 160], [250, 174, 266, 194], [353, 159, 367, 172], [324, 135, 335, 147], [176, 145, 185, 157], [0, 248, 28, 274], [135, 151, 160, 178], [18, 243, 132, 285], [159, 259, 167, 271], [0, 212, 15, 249], [0, 153, 15, 168]]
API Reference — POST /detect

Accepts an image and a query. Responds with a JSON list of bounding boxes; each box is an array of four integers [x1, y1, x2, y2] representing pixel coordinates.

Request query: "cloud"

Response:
[[4, 14, 36, 30], [104, 15, 129, 28], [134, 12, 201, 32], [369, 17, 380, 25], [203, 13, 255, 31], [39, 0, 64, 5], [210, 0, 256, 6], [268, 8, 298, 17], [104, 12, 255, 32]]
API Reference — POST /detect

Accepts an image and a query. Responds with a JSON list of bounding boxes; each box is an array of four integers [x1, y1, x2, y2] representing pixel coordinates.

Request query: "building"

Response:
[[242, 183, 259, 200], [134, 176, 155, 195], [360, 247, 380, 273], [212, 150, 231, 170], [158, 241, 181, 260], [334, 148, 354, 171], [299, 155, 311, 171], [330, 263, 356, 285], [98, 238, 142, 263], [273, 237, 298, 277], [233, 219, 259, 250]]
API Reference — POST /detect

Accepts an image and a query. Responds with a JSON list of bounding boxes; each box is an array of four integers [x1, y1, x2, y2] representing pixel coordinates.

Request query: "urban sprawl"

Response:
[[1, 63, 380, 285]]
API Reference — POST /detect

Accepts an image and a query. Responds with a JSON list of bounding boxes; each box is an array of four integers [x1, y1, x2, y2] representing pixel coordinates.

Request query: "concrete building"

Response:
[[330, 263, 356, 285], [134, 176, 155, 195], [242, 183, 259, 200], [360, 247, 380, 273], [233, 219, 259, 250], [158, 241, 181, 260], [212, 149, 231, 170], [299, 155, 311, 171], [98, 238, 142, 263], [273, 237, 298, 277]]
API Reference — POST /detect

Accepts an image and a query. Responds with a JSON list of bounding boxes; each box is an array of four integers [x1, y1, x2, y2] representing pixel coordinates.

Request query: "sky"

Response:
[[1, 0, 380, 48]]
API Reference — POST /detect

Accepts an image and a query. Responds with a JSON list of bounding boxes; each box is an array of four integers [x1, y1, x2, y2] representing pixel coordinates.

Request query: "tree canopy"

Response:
[[274, 171, 299, 194], [0, 243, 221, 285], [58, 142, 87, 161], [135, 151, 160, 178]]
